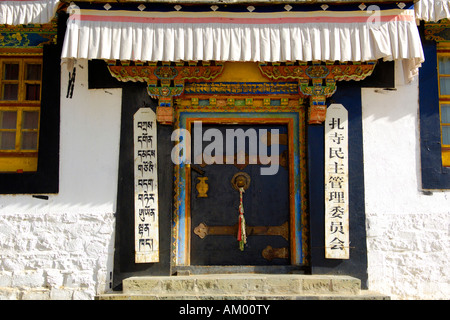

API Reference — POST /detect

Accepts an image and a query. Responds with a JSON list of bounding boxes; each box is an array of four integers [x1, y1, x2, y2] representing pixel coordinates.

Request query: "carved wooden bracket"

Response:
[[107, 61, 224, 124], [259, 61, 377, 124]]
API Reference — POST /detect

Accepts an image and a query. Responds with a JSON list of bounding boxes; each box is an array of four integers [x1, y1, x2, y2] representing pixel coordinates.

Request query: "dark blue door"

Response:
[[190, 124, 290, 265]]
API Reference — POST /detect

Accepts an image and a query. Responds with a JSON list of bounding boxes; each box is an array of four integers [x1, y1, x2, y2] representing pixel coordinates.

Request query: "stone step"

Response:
[[97, 291, 389, 300], [120, 274, 362, 295], [97, 274, 390, 300], [122, 274, 361, 296]]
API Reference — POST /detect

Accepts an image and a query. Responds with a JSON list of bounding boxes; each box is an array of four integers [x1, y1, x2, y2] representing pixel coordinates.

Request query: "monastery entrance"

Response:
[[107, 60, 375, 276], [164, 62, 311, 272], [172, 94, 308, 271], [190, 124, 291, 265]]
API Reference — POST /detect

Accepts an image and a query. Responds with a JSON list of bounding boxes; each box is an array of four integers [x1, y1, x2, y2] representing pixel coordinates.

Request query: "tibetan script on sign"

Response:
[[134, 108, 159, 263], [325, 104, 349, 259]]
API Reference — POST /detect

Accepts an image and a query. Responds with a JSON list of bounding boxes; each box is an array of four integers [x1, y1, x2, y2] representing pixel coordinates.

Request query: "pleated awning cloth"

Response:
[[60, 3, 424, 81], [0, 0, 59, 25], [415, 0, 450, 22]]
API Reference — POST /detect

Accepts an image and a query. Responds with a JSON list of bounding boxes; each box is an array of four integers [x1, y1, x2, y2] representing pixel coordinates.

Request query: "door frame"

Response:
[[172, 98, 308, 269]]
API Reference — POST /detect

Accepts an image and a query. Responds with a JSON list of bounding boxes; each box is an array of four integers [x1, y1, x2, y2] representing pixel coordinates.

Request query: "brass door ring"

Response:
[[231, 172, 251, 191]]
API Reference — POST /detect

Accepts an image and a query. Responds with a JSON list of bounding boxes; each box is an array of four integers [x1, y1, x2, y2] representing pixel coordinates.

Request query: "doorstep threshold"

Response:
[[172, 265, 309, 276]]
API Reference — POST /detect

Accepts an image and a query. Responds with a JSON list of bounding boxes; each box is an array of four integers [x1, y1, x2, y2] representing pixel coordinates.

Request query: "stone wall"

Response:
[[0, 212, 114, 299], [366, 212, 449, 299]]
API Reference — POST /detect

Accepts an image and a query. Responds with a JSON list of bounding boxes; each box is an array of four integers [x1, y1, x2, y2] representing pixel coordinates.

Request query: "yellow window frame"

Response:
[[437, 48, 450, 167], [0, 56, 42, 173]]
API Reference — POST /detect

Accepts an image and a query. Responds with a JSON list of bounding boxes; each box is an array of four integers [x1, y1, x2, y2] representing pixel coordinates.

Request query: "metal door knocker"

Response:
[[231, 172, 251, 191], [231, 172, 250, 251]]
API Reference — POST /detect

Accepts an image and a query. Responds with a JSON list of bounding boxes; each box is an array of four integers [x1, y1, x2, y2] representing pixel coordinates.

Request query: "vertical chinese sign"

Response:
[[134, 108, 159, 263], [324, 104, 349, 259]]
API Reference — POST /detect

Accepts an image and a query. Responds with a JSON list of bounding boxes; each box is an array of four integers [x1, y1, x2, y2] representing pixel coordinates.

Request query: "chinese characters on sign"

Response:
[[134, 108, 159, 263], [325, 104, 349, 259]]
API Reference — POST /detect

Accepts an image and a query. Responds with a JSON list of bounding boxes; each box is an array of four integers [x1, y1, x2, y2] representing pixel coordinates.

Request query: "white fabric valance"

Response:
[[0, 0, 59, 25], [415, 0, 450, 22], [61, 4, 424, 81]]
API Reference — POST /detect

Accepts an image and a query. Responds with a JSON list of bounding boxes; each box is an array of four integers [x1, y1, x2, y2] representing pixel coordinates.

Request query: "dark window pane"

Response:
[[0, 131, 16, 150], [442, 105, 450, 124], [3, 63, 19, 80], [2, 84, 18, 100], [21, 131, 38, 150], [443, 126, 450, 146], [22, 111, 39, 129], [25, 84, 40, 101], [0, 111, 17, 129], [26, 64, 41, 81], [439, 57, 450, 75]]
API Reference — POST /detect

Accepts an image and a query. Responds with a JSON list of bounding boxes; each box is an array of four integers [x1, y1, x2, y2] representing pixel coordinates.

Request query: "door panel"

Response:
[[190, 124, 290, 265]]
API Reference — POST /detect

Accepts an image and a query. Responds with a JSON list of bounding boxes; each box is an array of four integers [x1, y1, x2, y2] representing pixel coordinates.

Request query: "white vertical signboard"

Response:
[[324, 104, 349, 259], [134, 108, 159, 263]]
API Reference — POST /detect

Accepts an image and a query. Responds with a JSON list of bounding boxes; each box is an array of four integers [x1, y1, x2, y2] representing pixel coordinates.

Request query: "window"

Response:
[[438, 51, 450, 166], [0, 57, 42, 172], [0, 18, 60, 194]]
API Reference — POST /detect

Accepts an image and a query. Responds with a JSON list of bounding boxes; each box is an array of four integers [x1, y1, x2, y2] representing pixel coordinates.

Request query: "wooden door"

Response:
[[190, 124, 290, 265]]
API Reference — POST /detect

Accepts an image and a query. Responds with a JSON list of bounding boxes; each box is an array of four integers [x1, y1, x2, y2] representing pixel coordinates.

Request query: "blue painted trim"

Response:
[[419, 38, 450, 189]]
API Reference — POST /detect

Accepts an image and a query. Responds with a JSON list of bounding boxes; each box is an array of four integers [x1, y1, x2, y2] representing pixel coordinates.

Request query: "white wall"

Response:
[[0, 59, 122, 299], [362, 63, 450, 299]]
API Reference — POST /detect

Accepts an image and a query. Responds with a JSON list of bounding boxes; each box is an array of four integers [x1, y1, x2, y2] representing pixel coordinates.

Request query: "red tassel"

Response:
[[237, 216, 242, 241], [237, 187, 246, 251]]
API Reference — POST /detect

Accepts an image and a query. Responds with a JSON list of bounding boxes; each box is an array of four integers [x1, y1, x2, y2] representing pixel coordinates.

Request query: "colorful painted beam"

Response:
[[259, 61, 377, 124]]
